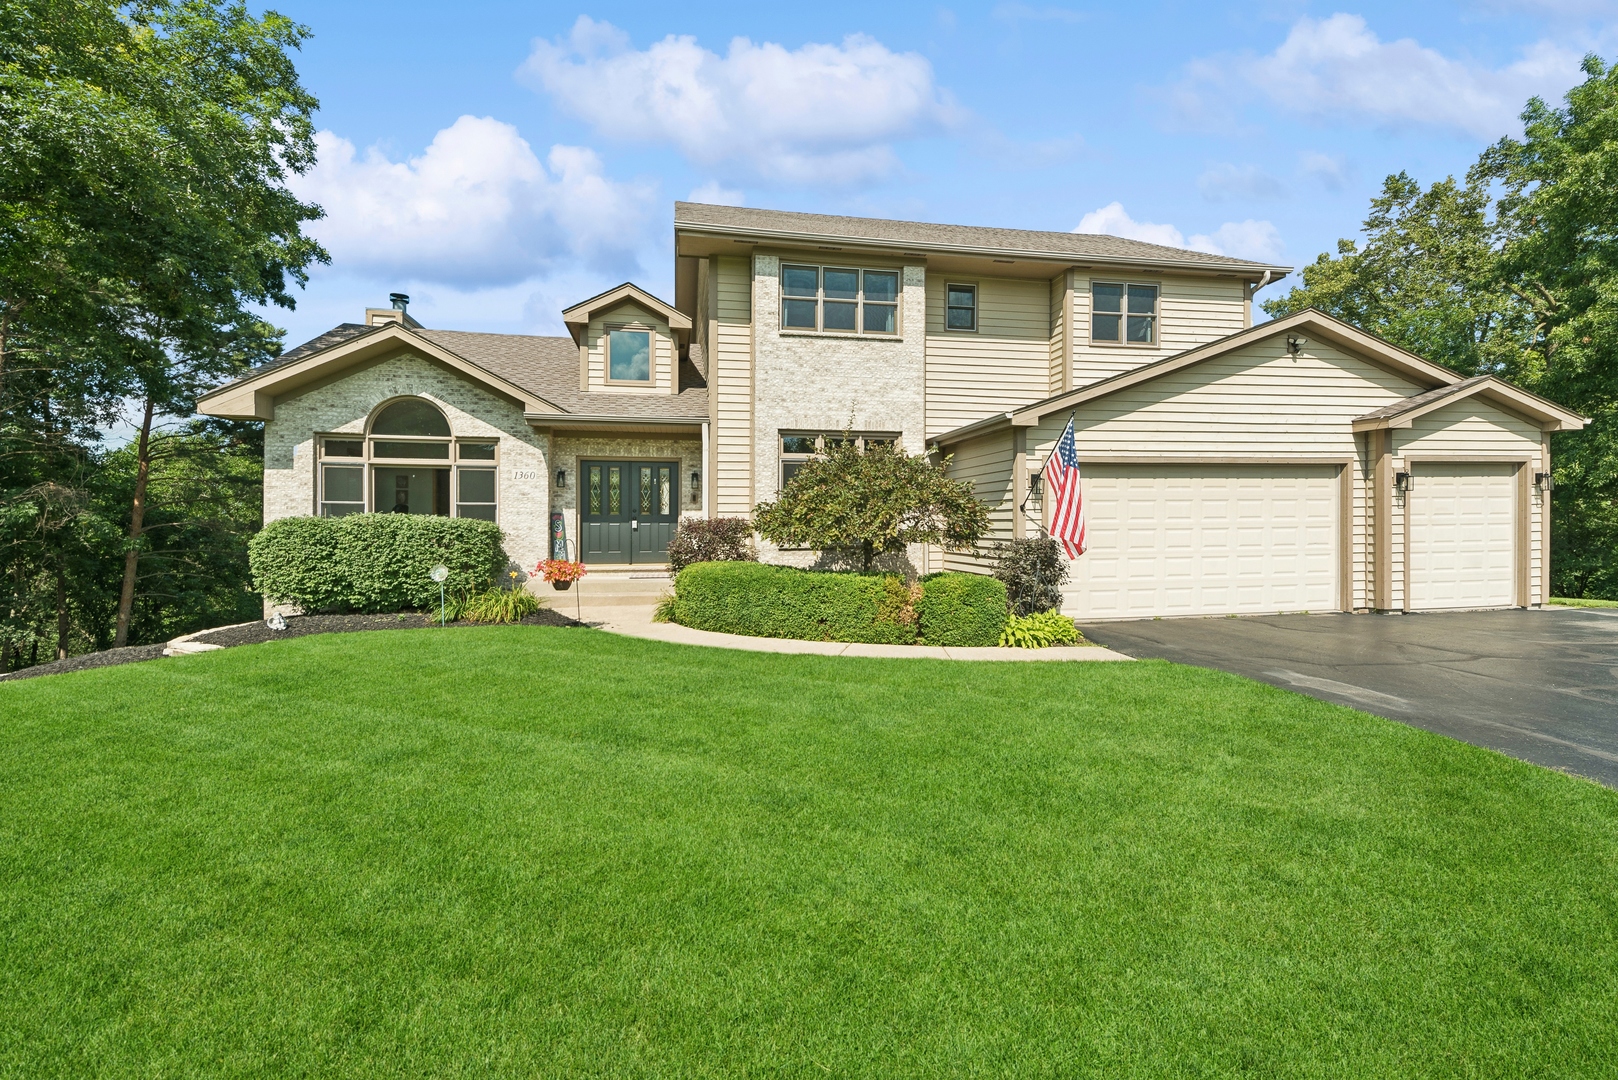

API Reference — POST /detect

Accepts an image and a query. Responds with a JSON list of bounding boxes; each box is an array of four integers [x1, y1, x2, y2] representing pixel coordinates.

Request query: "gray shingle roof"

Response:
[[675, 202, 1290, 273], [1353, 375, 1490, 423], [232, 324, 708, 422]]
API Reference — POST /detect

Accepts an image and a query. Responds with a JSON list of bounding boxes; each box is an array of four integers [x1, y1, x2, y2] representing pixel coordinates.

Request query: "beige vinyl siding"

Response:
[[1049, 272, 1071, 395], [584, 303, 674, 394], [925, 276, 1051, 437], [941, 431, 1014, 572], [1030, 338, 1425, 460], [1072, 274, 1249, 386], [713, 256, 753, 516]]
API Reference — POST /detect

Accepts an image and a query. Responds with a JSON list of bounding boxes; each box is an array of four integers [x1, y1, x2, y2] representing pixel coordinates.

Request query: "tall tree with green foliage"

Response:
[[1265, 56, 1618, 598], [2, 0, 326, 646]]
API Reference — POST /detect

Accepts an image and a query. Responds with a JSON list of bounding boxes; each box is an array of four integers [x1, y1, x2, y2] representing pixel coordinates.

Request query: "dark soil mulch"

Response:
[[193, 609, 579, 647], [0, 644, 169, 682], [0, 609, 582, 684]]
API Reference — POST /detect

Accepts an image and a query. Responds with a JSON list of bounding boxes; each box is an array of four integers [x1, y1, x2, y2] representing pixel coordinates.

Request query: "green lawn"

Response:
[[1550, 596, 1618, 608], [2, 628, 1616, 1078]]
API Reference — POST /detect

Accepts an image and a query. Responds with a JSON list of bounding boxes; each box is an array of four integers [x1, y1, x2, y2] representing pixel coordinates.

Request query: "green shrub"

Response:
[[915, 572, 1009, 647], [460, 585, 543, 624], [999, 610, 1081, 649], [667, 517, 756, 574], [250, 514, 509, 614], [992, 536, 1069, 617], [669, 562, 918, 644]]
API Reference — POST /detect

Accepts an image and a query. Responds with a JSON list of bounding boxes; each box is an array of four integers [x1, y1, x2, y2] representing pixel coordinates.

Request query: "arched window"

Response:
[[316, 396, 499, 520], [371, 398, 452, 436]]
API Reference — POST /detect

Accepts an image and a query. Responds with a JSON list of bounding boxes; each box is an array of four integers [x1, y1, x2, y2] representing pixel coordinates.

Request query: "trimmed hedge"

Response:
[[250, 514, 509, 614], [669, 562, 1008, 646], [916, 572, 1010, 647]]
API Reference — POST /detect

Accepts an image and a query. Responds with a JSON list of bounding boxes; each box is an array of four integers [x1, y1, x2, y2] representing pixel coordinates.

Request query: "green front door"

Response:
[[580, 461, 677, 564]]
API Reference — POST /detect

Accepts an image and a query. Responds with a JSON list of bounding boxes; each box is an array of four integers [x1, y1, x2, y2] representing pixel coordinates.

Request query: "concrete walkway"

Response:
[[598, 614, 1131, 661]]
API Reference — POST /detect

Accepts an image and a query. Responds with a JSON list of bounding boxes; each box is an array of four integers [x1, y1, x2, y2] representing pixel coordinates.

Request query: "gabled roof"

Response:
[[560, 282, 691, 345], [674, 201, 1292, 278], [197, 322, 708, 424], [1352, 374, 1585, 432]]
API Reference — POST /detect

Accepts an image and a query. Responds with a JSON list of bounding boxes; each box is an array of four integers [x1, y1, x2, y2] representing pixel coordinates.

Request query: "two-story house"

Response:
[[198, 202, 1585, 619]]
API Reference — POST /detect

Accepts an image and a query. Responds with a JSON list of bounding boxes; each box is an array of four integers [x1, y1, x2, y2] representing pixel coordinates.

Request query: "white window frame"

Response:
[[779, 264, 902, 336], [1090, 280, 1159, 346], [944, 282, 977, 332]]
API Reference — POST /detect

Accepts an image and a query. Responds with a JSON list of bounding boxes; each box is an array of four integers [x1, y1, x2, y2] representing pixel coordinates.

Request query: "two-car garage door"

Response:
[[1066, 464, 1340, 620]]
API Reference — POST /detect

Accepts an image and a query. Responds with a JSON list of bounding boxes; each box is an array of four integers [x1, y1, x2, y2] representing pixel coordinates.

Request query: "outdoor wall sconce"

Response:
[[1021, 473, 1044, 512], [1286, 335, 1306, 357], [690, 470, 701, 504], [1535, 471, 1554, 491], [555, 468, 567, 489], [1395, 470, 1413, 492]]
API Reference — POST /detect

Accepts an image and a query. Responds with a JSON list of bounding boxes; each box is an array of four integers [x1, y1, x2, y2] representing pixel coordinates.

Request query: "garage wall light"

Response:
[[1395, 470, 1413, 492], [1535, 471, 1554, 491]]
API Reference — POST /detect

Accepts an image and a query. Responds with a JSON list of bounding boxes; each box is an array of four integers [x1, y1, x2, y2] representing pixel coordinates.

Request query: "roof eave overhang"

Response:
[[933, 412, 1015, 446], [561, 283, 693, 346], [525, 412, 706, 434], [674, 220, 1293, 279], [196, 324, 561, 420], [1352, 378, 1588, 433]]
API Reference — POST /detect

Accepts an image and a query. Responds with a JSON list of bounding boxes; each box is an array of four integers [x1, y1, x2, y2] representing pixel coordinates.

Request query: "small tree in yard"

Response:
[[993, 536, 1069, 616], [753, 442, 990, 572]]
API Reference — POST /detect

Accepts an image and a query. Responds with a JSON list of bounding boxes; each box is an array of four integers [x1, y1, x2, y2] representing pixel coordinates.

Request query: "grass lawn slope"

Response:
[[2, 628, 1616, 1077]]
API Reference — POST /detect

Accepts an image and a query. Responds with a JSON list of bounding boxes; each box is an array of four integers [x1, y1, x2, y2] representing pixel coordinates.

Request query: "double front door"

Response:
[[580, 460, 678, 564]]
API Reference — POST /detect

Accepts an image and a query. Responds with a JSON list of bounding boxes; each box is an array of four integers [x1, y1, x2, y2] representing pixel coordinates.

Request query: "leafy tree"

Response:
[[753, 442, 990, 573], [992, 536, 1068, 617], [1264, 56, 1618, 598]]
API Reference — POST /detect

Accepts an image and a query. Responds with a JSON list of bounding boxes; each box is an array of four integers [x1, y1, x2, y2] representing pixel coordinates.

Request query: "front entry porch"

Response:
[[579, 460, 679, 564]]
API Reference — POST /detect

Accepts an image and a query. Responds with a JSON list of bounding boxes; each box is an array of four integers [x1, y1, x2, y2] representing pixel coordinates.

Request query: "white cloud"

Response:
[[1299, 151, 1352, 191], [1075, 202, 1284, 262], [688, 181, 744, 206], [520, 17, 960, 184], [291, 115, 655, 287], [1198, 163, 1286, 202], [1076, 202, 1187, 248], [1176, 14, 1584, 138]]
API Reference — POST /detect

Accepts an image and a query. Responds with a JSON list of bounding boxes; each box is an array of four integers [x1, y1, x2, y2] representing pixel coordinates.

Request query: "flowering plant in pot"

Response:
[[537, 559, 588, 590]]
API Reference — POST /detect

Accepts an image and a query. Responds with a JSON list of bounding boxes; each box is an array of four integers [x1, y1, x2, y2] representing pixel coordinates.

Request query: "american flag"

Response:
[[1044, 415, 1086, 558]]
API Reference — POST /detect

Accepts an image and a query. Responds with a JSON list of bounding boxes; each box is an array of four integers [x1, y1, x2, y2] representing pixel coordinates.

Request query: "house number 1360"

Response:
[[512, 469, 537, 480]]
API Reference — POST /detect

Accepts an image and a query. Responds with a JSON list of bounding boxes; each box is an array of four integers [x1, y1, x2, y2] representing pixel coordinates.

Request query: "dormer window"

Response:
[[607, 329, 652, 383]]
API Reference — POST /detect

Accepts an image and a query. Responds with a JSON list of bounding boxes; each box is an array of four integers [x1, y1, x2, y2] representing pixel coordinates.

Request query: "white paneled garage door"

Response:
[[1065, 464, 1340, 620], [1408, 462, 1517, 611]]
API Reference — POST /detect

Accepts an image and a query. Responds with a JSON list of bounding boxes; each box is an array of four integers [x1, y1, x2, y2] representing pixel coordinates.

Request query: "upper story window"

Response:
[[1091, 282, 1158, 345], [607, 328, 652, 383], [781, 264, 900, 335], [945, 284, 977, 331]]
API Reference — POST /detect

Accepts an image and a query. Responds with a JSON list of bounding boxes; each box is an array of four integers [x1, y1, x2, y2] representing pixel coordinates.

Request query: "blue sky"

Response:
[[264, 0, 1618, 349]]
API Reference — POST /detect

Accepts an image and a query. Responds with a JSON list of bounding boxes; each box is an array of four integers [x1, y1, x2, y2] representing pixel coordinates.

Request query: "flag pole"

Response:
[[1019, 411, 1077, 525]]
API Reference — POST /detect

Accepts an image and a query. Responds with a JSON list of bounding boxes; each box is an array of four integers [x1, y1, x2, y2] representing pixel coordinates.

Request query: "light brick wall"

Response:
[[750, 252, 928, 569], [264, 353, 551, 573]]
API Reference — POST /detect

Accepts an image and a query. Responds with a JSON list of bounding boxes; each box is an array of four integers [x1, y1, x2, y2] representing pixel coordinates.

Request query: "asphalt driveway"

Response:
[[1079, 607, 1618, 787]]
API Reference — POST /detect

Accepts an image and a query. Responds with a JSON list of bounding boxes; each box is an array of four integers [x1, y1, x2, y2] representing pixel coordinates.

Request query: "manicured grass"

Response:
[[2, 628, 1616, 1077], [1550, 595, 1618, 608]]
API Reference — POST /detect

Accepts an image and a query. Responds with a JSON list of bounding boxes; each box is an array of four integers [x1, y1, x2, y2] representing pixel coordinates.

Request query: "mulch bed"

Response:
[[0, 610, 582, 683]]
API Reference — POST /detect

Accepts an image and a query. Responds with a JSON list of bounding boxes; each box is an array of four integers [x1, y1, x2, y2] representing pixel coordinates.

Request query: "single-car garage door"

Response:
[[1408, 462, 1517, 610], [1065, 464, 1340, 620]]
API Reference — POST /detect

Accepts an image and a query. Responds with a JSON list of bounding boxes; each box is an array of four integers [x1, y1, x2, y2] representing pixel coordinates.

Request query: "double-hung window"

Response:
[[945, 284, 977, 331], [780, 265, 900, 335], [1091, 282, 1159, 345], [319, 438, 365, 517]]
